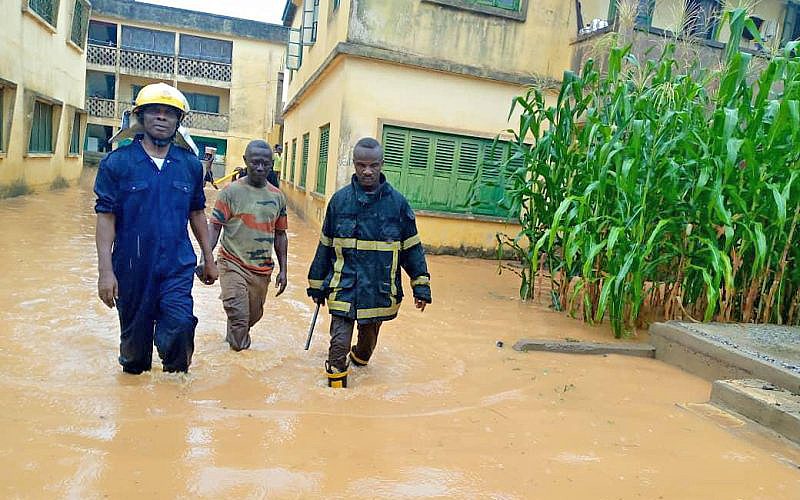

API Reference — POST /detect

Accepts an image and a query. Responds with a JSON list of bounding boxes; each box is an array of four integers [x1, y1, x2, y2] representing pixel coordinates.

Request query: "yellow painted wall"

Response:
[[0, 0, 87, 190], [226, 37, 285, 174], [281, 58, 346, 228], [348, 0, 574, 82], [282, 55, 526, 252], [285, 0, 352, 104]]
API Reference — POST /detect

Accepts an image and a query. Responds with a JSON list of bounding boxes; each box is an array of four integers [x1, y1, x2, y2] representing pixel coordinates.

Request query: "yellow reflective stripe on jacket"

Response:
[[320, 236, 405, 252], [328, 299, 351, 312], [356, 301, 401, 320], [401, 234, 421, 250], [329, 245, 346, 303], [308, 279, 324, 289], [410, 276, 430, 287]]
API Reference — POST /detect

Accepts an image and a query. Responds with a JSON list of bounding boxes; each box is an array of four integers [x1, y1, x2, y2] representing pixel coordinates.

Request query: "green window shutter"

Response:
[[300, 133, 309, 188], [69, 112, 81, 154], [290, 139, 297, 183], [474, 0, 519, 11], [29, 0, 57, 26], [782, 4, 799, 46], [405, 131, 432, 206], [29, 101, 54, 153], [473, 140, 506, 216], [381, 125, 509, 217], [70, 0, 91, 48], [382, 127, 409, 190], [429, 136, 455, 210], [635, 0, 655, 28], [316, 125, 329, 194], [453, 139, 480, 211]]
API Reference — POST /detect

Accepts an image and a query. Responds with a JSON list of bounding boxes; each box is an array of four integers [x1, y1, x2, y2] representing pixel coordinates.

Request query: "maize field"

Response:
[[495, 8, 800, 337]]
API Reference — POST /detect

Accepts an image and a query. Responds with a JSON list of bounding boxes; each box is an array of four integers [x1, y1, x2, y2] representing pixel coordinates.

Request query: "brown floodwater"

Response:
[[0, 170, 798, 499]]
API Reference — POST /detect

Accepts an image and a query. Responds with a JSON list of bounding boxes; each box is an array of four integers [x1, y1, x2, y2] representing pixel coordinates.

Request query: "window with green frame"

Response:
[[70, 0, 91, 49], [69, 112, 81, 154], [29, 101, 54, 153], [290, 138, 297, 183], [316, 125, 329, 194], [299, 133, 310, 188], [472, 0, 519, 11], [184, 92, 220, 114], [28, 0, 59, 27], [381, 125, 521, 217]]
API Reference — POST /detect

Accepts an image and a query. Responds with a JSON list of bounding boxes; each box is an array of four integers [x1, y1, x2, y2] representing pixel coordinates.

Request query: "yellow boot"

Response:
[[325, 361, 348, 388]]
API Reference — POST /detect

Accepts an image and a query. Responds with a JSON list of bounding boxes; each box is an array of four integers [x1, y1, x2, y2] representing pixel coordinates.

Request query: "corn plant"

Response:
[[497, 7, 800, 337]]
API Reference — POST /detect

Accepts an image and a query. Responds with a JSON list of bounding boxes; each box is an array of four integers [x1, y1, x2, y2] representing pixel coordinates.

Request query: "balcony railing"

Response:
[[86, 43, 232, 83], [86, 97, 115, 118], [87, 99, 229, 132], [178, 57, 232, 82], [87, 44, 117, 67], [182, 110, 230, 132]]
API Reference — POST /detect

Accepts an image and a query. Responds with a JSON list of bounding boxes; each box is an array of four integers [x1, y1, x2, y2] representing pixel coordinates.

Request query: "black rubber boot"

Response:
[[348, 347, 369, 367]]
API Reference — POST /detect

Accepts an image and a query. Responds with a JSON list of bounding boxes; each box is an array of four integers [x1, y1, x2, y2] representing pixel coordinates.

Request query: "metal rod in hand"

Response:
[[304, 302, 321, 350]]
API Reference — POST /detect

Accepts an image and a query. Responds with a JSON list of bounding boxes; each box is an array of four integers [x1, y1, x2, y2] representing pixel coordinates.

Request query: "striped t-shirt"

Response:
[[211, 178, 288, 275]]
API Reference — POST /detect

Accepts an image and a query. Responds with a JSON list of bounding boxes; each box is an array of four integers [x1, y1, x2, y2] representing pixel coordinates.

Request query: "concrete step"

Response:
[[513, 339, 655, 358], [649, 322, 800, 394], [711, 379, 800, 446]]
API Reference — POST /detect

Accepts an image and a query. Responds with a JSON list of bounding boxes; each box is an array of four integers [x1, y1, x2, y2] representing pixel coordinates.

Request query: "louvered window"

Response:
[[316, 125, 329, 194], [290, 138, 297, 183], [300, 133, 309, 188], [381, 125, 519, 217]]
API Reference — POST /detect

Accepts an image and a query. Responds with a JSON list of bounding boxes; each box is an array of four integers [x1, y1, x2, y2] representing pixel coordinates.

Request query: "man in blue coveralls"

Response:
[[94, 83, 219, 374]]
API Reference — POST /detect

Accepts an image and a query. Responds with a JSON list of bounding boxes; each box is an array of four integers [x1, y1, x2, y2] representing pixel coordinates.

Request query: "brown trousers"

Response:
[[218, 258, 270, 351], [329, 315, 381, 371]]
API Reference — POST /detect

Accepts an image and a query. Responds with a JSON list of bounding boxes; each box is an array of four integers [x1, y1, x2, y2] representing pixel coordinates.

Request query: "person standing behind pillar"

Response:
[[94, 83, 219, 375], [208, 140, 289, 351], [307, 137, 432, 388]]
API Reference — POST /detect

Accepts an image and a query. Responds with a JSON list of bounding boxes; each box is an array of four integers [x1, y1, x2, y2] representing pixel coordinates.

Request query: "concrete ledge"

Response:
[[711, 379, 800, 446], [513, 339, 655, 358], [650, 322, 800, 393]]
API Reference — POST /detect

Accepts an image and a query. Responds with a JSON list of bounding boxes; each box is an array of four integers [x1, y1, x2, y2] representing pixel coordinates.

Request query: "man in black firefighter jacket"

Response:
[[307, 137, 432, 388]]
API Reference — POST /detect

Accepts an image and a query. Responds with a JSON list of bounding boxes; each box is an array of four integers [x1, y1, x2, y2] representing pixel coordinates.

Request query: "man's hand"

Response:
[[415, 298, 427, 312], [98, 271, 119, 308], [275, 269, 287, 296], [313, 295, 326, 306], [203, 259, 219, 285]]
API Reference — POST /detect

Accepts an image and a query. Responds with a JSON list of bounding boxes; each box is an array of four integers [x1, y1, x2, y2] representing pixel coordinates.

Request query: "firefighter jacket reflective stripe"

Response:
[[307, 175, 432, 324]]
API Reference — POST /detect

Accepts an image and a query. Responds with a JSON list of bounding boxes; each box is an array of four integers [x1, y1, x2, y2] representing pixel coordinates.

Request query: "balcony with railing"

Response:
[[86, 99, 229, 133], [86, 43, 233, 84], [86, 97, 116, 118]]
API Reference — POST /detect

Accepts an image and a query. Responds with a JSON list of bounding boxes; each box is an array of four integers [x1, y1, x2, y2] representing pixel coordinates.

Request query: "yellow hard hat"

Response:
[[133, 83, 190, 116]]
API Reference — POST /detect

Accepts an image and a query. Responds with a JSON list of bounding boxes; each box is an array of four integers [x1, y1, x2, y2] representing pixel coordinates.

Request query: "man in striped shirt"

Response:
[[208, 140, 288, 351]]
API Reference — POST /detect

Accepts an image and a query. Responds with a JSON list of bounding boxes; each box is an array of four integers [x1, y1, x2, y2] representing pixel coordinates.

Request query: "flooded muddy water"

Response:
[[0, 170, 798, 499]]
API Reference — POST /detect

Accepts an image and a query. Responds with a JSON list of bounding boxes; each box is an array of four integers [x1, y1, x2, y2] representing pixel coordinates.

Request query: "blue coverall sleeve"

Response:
[[399, 201, 432, 303], [306, 201, 335, 300], [94, 157, 118, 214], [189, 157, 206, 211]]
